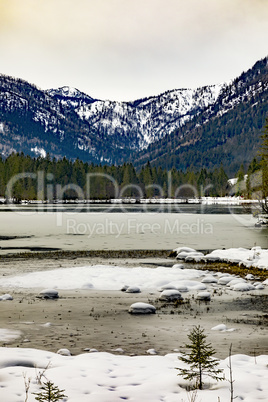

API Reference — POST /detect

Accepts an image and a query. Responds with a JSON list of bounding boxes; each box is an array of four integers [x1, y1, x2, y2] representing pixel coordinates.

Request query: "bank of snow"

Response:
[[0, 347, 267, 402], [174, 246, 268, 270], [0, 263, 266, 293]]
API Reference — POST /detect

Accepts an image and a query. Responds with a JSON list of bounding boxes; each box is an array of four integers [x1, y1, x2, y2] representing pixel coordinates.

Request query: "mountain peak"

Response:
[[46, 86, 96, 102]]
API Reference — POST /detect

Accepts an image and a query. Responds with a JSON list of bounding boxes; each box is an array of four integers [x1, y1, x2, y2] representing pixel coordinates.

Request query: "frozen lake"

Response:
[[0, 204, 267, 252]]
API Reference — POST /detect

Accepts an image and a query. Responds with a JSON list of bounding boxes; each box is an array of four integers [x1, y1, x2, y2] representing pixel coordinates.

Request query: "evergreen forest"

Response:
[[0, 153, 230, 202]]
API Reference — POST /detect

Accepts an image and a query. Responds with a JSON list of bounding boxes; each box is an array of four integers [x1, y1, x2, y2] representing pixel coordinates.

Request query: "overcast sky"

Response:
[[0, 0, 267, 101]]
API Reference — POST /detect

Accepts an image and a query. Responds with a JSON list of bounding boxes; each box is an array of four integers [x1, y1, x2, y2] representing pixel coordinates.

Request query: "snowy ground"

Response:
[[0, 347, 267, 402], [0, 247, 267, 401], [174, 246, 268, 270]]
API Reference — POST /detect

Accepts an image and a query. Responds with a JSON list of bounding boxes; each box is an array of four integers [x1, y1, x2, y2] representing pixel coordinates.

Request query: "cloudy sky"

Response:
[[0, 0, 267, 101]]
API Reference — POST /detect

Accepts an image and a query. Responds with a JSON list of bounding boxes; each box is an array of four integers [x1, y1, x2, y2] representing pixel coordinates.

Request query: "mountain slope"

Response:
[[0, 77, 131, 163], [48, 84, 225, 151], [0, 56, 267, 174], [134, 57, 268, 175]]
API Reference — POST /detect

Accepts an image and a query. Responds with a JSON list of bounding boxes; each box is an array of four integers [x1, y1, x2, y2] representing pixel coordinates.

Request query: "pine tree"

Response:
[[33, 380, 67, 401], [177, 325, 224, 390], [260, 119, 268, 206]]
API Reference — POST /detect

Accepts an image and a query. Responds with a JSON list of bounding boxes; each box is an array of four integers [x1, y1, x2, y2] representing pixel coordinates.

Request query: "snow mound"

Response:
[[211, 324, 236, 332], [227, 278, 246, 287], [128, 302, 156, 314], [254, 283, 265, 290], [211, 324, 227, 331], [0, 294, 13, 301], [174, 247, 204, 262], [196, 291, 211, 301], [232, 283, 256, 292], [114, 348, 124, 353], [159, 289, 183, 301], [185, 252, 205, 262], [218, 276, 233, 285], [146, 348, 157, 355], [202, 247, 268, 269], [172, 263, 184, 269], [125, 286, 141, 293], [201, 275, 218, 283], [190, 283, 207, 291], [57, 348, 71, 356], [158, 283, 178, 291], [173, 246, 196, 254], [39, 289, 59, 299]]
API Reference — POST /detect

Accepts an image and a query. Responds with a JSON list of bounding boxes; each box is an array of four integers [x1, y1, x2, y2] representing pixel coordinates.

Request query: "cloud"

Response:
[[0, 0, 267, 100]]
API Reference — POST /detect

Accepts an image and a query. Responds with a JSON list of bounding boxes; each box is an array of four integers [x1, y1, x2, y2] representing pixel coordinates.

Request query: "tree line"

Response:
[[0, 153, 229, 201]]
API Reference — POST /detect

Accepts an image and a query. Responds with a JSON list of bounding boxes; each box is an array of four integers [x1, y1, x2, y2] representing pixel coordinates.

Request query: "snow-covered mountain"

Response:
[[0, 56, 267, 173], [135, 57, 268, 174], [46, 83, 226, 150]]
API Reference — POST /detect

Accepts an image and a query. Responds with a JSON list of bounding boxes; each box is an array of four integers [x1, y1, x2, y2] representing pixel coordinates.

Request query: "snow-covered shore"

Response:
[[0, 250, 267, 401], [0, 347, 267, 402], [174, 246, 268, 270]]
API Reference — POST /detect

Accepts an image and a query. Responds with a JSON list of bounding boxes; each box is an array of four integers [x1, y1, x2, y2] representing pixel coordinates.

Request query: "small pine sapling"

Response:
[[33, 380, 67, 402], [177, 325, 224, 390]]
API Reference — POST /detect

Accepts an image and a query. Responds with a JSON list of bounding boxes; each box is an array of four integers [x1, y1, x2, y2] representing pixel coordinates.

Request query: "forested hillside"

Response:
[[0, 153, 229, 201], [0, 57, 267, 175], [134, 57, 268, 176]]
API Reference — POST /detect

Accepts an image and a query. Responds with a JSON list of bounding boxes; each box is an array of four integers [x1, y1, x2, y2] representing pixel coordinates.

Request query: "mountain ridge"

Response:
[[0, 56, 267, 175]]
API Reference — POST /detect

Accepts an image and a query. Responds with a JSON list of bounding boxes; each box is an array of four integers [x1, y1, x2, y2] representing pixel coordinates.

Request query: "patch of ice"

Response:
[[0, 329, 22, 342]]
